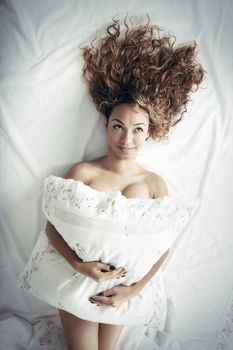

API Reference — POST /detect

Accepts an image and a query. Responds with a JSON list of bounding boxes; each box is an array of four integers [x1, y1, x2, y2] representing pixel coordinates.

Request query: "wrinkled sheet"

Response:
[[0, 0, 233, 349]]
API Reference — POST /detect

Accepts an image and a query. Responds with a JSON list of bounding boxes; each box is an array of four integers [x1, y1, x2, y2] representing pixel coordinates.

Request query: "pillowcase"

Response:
[[17, 174, 200, 327], [42, 175, 200, 285]]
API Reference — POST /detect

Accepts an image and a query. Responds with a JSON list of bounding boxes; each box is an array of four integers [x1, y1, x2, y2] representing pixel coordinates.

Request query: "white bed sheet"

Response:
[[0, 0, 233, 349]]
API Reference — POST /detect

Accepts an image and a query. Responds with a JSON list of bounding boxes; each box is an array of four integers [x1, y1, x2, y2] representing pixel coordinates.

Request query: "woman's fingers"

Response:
[[113, 267, 126, 276], [90, 295, 110, 302], [90, 300, 116, 308], [97, 288, 114, 297], [102, 267, 126, 280], [95, 262, 127, 281], [97, 262, 113, 271], [89, 293, 115, 306], [90, 287, 114, 300], [97, 262, 125, 273]]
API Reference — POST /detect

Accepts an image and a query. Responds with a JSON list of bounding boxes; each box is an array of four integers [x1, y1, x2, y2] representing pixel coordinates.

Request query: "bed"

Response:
[[0, 0, 233, 349]]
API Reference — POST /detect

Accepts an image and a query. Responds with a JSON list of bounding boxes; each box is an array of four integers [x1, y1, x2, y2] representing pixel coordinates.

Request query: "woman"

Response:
[[19, 14, 204, 350]]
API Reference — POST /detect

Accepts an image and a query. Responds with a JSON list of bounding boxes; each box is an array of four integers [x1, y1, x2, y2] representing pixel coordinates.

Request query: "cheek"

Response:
[[107, 129, 119, 142], [136, 133, 148, 143]]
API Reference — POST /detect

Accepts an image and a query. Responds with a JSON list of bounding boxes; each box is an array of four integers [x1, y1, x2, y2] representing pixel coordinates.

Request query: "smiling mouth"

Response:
[[117, 146, 135, 150]]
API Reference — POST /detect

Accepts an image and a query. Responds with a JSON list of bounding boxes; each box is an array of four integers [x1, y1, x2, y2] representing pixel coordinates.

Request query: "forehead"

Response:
[[110, 104, 149, 124]]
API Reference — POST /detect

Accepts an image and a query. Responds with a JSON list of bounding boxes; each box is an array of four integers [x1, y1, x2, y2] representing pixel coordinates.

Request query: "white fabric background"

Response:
[[0, 0, 232, 349]]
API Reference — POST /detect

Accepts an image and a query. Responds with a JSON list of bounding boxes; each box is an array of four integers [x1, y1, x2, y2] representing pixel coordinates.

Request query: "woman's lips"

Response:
[[117, 146, 135, 152]]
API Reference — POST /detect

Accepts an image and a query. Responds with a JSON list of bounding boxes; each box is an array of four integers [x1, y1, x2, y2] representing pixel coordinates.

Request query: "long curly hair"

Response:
[[79, 13, 205, 141]]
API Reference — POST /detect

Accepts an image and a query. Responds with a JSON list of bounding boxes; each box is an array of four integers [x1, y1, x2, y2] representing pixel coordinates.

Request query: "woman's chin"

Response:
[[115, 148, 138, 159]]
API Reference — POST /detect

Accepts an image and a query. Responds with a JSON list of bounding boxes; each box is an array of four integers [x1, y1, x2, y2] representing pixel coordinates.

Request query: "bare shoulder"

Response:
[[63, 161, 97, 183], [145, 171, 169, 199]]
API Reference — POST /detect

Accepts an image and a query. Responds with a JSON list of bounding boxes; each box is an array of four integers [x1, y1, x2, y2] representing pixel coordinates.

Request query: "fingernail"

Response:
[[98, 292, 103, 296], [110, 265, 115, 270]]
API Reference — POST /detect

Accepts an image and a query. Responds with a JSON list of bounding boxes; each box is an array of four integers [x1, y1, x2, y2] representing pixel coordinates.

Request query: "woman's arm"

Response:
[[89, 250, 170, 307], [44, 163, 90, 271], [45, 221, 126, 281], [44, 163, 127, 281], [131, 249, 170, 295], [45, 220, 83, 271]]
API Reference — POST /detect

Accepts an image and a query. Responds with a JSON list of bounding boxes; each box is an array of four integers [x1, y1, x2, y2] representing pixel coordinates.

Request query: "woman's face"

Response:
[[106, 103, 150, 159]]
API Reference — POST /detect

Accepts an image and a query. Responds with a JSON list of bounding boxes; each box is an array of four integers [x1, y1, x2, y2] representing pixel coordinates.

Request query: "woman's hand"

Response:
[[77, 260, 127, 282], [89, 283, 137, 308]]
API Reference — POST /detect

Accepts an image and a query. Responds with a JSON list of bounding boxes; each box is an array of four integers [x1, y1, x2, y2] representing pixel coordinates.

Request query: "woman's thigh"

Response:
[[58, 309, 99, 350], [98, 323, 124, 350]]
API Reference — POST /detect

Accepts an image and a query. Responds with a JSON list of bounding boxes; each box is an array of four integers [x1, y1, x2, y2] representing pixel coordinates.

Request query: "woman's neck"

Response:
[[100, 154, 140, 177]]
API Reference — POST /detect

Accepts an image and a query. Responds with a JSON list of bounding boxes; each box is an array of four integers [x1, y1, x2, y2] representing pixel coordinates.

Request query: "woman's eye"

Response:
[[135, 127, 144, 133], [113, 124, 123, 130]]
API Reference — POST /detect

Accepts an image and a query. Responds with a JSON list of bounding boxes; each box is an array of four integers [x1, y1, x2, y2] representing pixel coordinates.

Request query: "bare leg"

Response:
[[58, 309, 99, 350], [99, 323, 124, 350]]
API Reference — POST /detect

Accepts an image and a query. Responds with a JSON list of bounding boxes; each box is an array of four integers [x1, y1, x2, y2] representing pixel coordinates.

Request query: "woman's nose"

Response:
[[121, 130, 132, 142]]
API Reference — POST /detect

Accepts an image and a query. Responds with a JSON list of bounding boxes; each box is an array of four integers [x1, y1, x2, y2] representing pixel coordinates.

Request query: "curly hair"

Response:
[[79, 13, 205, 141]]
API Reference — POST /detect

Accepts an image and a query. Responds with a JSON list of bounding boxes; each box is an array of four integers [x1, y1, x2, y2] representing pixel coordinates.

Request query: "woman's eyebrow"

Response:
[[112, 118, 146, 126], [112, 118, 124, 124]]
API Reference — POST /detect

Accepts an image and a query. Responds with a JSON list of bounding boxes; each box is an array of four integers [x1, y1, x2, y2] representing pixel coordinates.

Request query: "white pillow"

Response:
[[18, 174, 199, 327], [42, 175, 199, 285]]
